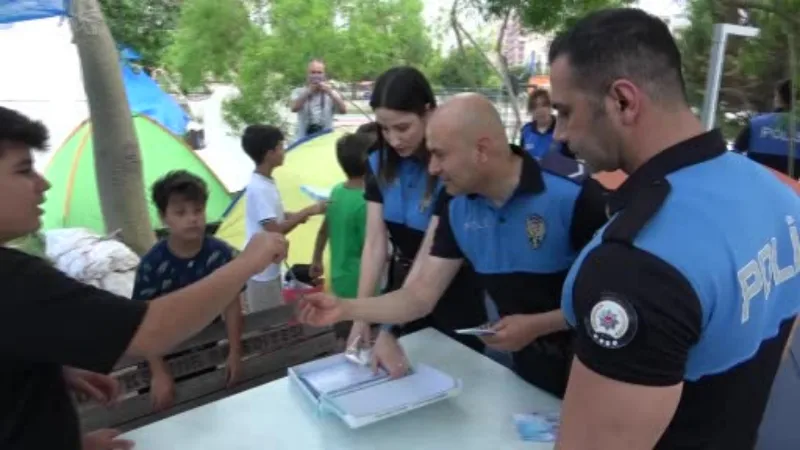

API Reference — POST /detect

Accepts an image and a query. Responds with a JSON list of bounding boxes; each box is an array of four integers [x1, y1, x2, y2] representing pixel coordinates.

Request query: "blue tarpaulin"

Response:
[[121, 61, 189, 137], [0, 0, 70, 25]]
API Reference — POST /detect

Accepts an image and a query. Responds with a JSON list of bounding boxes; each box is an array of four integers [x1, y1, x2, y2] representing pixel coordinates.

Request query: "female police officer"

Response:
[[347, 67, 488, 376]]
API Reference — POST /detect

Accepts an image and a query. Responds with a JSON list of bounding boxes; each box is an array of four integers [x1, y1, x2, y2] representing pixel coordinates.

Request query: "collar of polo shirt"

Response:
[[607, 130, 727, 216], [468, 145, 546, 200]]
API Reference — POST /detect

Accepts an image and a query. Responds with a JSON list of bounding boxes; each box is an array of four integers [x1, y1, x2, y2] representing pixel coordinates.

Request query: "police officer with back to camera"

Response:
[[546, 8, 800, 449], [734, 79, 798, 177], [298, 93, 608, 398]]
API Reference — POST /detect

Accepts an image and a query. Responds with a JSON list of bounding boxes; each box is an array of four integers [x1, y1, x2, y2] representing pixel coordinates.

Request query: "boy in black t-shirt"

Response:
[[132, 171, 244, 411], [0, 106, 286, 450]]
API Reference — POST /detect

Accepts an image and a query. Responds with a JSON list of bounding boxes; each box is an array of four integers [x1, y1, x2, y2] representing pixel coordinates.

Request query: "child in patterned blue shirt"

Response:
[[132, 170, 244, 411]]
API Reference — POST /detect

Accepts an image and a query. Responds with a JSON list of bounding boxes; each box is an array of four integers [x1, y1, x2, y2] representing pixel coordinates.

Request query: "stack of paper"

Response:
[[325, 365, 458, 418], [289, 354, 462, 428], [302, 361, 389, 397]]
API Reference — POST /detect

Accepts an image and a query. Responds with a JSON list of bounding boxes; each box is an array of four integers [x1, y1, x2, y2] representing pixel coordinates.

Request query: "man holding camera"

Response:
[[290, 59, 347, 140]]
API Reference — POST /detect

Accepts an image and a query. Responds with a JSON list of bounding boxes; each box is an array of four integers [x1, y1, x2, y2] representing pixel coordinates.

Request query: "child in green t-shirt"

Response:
[[310, 128, 375, 339]]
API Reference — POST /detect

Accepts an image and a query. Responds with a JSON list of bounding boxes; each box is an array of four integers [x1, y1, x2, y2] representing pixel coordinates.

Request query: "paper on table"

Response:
[[514, 412, 560, 442], [300, 185, 332, 202], [327, 364, 457, 418], [302, 361, 388, 397]]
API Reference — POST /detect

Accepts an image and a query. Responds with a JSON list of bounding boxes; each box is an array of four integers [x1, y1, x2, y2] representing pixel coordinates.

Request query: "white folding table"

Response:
[[122, 328, 562, 449]]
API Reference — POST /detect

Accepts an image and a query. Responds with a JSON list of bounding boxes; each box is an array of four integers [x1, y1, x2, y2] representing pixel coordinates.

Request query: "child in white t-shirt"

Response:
[[241, 125, 326, 313]]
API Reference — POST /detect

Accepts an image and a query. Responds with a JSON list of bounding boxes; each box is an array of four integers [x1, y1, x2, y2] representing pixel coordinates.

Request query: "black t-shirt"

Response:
[[0, 248, 147, 450]]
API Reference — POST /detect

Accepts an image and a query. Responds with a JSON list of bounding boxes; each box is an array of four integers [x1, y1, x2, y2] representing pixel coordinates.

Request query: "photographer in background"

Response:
[[290, 59, 348, 140]]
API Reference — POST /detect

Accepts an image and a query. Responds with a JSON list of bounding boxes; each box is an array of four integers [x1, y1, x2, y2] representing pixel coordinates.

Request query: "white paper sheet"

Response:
[[302, 361, 388, 397], [327, 364, 458, 418]]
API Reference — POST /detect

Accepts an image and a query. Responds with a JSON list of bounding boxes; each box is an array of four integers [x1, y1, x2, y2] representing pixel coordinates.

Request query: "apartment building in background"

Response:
[[497, 9, 689, 76], [498, 15, 553, 75]]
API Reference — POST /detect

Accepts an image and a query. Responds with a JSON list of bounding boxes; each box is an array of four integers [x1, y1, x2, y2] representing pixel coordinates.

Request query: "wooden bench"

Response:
[[78, 304, 338, 432]]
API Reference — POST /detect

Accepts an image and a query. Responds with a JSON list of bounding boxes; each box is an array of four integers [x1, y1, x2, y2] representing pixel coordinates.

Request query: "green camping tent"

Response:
[[42, 115, 231, 233]]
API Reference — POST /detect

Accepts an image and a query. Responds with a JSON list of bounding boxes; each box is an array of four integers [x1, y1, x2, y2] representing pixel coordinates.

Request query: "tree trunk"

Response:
[[450, 1, 523, 141], [69, 0, 155, 255], [493, 9, 523, 143]]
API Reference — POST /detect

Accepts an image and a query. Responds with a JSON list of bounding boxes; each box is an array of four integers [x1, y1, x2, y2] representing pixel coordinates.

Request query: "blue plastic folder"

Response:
[[289, 353, 462, 428], [514, 412, 561, 442]]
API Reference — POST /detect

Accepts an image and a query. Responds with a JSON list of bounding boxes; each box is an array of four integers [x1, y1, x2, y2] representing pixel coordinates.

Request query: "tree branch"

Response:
[[495, 6, 509, 52], [493, 9, 523, 140], [722, 0, 800, 26], [451, 6, 523, 139], [450, 0, 473, 86]]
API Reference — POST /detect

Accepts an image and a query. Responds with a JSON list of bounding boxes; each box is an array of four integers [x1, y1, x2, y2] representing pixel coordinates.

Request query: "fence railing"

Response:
[[77, 304, 337, 433], [335, 85, 531, 142]]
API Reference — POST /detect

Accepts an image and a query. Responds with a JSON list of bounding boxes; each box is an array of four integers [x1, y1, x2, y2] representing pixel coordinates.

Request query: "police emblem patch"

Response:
[[526, 214, 546, 248], [584, 294, 638, 349]]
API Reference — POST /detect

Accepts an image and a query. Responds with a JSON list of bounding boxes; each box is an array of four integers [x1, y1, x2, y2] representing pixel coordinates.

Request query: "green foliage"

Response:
[[677, 0, 800, 139], [165, 0, 256, 89], [222, 33, 291, 131], [336, 0, 433, 81], [481, 0, 635, 33], [434, 44, 502, 88], [97, 0, 182, 67], [164, 0, 434, 128]]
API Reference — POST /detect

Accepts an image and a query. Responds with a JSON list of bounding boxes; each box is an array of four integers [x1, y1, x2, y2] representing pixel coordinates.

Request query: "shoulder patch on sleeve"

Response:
[[538, 149, 589, 184], [584, 292, 639, 349]]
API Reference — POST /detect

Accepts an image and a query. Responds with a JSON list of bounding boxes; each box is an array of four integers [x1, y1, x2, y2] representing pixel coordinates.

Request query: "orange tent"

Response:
[[526, 75, 551, 94], [590, 167, 800, 194], [768, 168, 800, 194]]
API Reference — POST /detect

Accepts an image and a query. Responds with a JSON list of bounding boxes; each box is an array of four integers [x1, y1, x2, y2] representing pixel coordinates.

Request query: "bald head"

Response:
[[428, 93, 508, 148], [426, 93, 515, 197]]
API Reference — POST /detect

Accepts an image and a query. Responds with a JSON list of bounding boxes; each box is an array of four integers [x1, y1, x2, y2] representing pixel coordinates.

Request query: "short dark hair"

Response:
[[241, 124, 284, 165], [528, 89, 551, 112], [777, 79, 793, 109], [356, 121, 379, 135], [548, 8, 687, 105], [151, 170, 209, 216], [336, 133, 371, 179], [355, 121, 379, 151], [0, 106, 49, 153]]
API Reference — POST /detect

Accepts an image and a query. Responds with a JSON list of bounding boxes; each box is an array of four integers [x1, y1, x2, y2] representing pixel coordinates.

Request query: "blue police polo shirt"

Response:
[[519, 117, 561, 159], [430, 146, 608, 397], [365, 150, 441, 259], [734, 111, 800, 177], [365, 149, 488, 334], [561, 130, 800, 449], [748, 112, 798, 157]]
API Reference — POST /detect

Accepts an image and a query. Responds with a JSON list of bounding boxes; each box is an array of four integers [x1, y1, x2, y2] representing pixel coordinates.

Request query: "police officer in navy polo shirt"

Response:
[[733, 79, 798, 177], [299, 93, 608, 397], [548, 9, 800, 449], [520, 88, 559, 158]]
